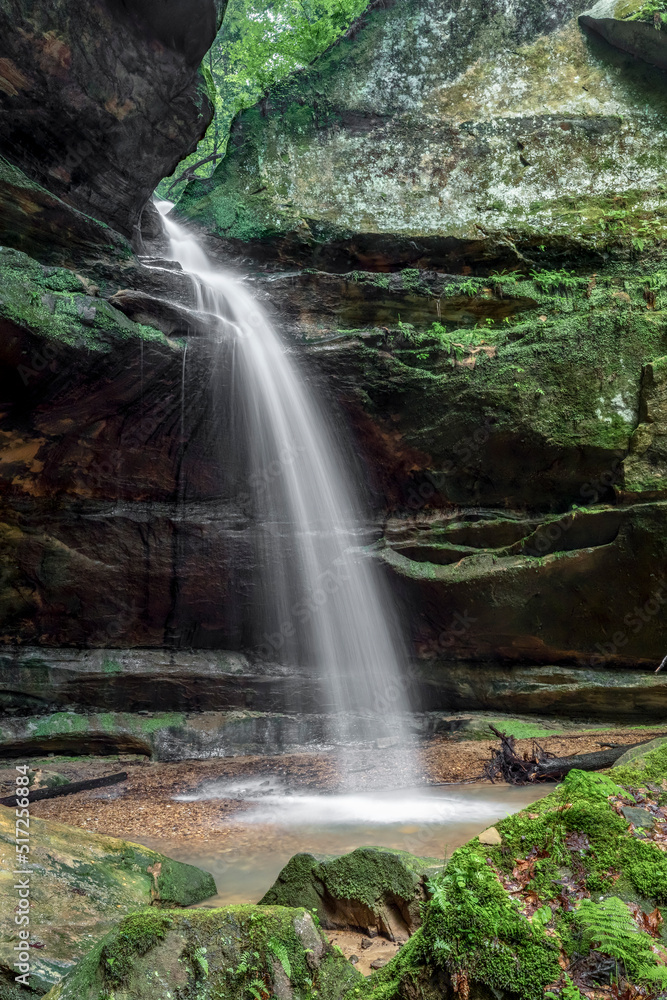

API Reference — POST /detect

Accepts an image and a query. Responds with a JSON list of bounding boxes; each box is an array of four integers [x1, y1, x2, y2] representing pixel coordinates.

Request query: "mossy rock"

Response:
[[179, 0, 667, 272], [40, 905, 362, 1000], [260, 847, 444, 940], [0, 246, 172, 353], [0, 810, 216, 994], [351, 764, 667, 999], [613, 736, 667, 769]]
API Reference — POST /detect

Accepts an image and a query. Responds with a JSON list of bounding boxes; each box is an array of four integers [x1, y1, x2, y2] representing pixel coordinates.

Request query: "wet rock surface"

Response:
[[1, 0, 667, 718]]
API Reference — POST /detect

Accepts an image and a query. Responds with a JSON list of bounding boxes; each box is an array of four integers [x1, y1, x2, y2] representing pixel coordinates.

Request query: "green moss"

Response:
[[261, 847, 443, 926], [137, 711, 187, 733], [623, 0, 667, 24], [101, 910, 173, 987], [0, 246, 172, 352], [32, 712, 89, 737], [421, 848, 560, 1000], [319, 848, 420, 909], [612, 741, 667, 786], [155, 856, 217, 906]]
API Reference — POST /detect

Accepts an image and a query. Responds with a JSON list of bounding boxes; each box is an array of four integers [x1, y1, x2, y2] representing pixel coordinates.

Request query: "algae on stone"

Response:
[[0, 810, 215, 994]]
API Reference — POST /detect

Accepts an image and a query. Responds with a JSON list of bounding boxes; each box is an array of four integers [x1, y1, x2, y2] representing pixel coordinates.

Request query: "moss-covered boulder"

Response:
[[260, 848, 445, 941], [0, 809, 216, 995], [178, 0, 667, 272], [352, 744, 667, 999], [41, 905, 361, 1000]]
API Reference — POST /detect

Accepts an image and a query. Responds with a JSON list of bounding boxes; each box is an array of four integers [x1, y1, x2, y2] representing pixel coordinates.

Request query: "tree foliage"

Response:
[[157, 0, 368, 200]]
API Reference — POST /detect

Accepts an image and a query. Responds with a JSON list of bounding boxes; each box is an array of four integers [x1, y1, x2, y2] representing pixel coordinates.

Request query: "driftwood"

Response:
[[483, 726, 650, 785], [0, 771, 127, 807]]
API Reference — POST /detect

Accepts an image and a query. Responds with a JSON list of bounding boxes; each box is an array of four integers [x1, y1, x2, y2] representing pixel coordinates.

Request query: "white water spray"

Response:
[[156, 203, 413, 773]]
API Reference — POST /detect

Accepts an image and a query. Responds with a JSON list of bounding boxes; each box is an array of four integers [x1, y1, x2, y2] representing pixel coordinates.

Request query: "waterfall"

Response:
[[156, 203, 413, 776]]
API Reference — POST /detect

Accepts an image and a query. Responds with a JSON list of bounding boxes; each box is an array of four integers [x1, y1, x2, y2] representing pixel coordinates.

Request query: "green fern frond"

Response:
[[575, 897, 665, 984], [268, 939, 291, 979]]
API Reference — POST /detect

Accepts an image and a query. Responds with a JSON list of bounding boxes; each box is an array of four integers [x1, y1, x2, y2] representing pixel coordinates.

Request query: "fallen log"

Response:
[[0, 771, 127, 806], [483, 726, 651, 784]]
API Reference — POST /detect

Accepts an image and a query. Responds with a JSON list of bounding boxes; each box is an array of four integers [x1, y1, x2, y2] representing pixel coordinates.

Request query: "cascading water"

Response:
[[156, 203, 413, 778]]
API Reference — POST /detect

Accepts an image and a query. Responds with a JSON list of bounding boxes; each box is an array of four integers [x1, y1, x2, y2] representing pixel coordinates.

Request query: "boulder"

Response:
[[613, 735, 667, 768], [0, 809, 216, 995], [40, 906, 361, 1000], [580, 0, 667, 71], [178, 0, 667, 270], [0, 0, 226, 239], [259, 847, 444, 940]]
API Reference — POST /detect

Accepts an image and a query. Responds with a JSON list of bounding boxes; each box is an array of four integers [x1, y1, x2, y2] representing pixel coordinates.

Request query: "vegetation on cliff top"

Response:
[[157, 0, 368, 200]]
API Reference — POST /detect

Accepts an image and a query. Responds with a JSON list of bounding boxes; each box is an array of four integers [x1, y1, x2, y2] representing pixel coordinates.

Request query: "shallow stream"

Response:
[[137, 781, 551, 906]]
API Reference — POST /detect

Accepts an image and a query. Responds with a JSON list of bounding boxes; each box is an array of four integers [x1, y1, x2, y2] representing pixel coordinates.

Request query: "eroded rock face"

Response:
[[0, 810, 216, 995], [2, 0, 667, 717], [0, 0, 225, 238], [382, 502, 667, 671]]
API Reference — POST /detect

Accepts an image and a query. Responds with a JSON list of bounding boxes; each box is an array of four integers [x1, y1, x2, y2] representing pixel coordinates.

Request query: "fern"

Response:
[[546, 973, 587, 999], [575, 897, 667, 985], [193, 945, 208, 978], [235, 950, 254, 976], [267, 939, 291, 979], [247, 977, 270, 1000], [529, 268, 581, 294]]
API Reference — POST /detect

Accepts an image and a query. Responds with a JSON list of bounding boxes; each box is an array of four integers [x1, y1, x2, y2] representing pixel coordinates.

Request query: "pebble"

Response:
[[370, 957, 390, 970], [478, 827, 502, 845]]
